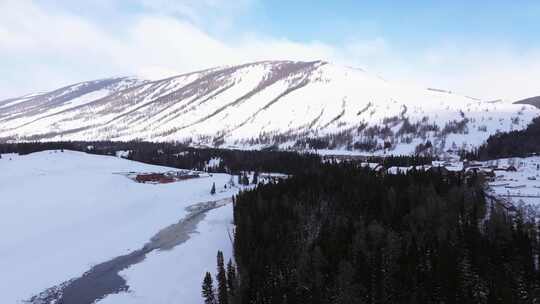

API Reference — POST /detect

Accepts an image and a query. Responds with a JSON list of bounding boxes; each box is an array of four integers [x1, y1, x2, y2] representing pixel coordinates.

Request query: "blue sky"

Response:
[[51, 1, 539, 48], [1, 0, 539, 100], [246, 1, 540, 46]]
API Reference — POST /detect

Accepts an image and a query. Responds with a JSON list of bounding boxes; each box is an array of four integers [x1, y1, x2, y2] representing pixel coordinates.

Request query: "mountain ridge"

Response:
[[515, 96, 540, 109], [1, 60, 538, 155]]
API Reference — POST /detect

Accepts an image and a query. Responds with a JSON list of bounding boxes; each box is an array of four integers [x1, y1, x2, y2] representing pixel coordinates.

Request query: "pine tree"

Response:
[[514, 268, 530, 304], [202, 272, 216, 304], [211, 182, 216, 195], [216, 251, 229, 304], [226, 259, 237, 298], [252, 171, 259, 184], [242, 173, 249, 185]]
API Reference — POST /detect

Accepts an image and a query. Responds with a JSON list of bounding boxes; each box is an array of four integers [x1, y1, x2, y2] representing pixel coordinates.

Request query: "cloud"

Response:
[[136, 0, 254, 33], [138, 0, 253, 19], [0, 0, 351, 94], [409, 45, 540, 101], [0, 0, 539, 102]]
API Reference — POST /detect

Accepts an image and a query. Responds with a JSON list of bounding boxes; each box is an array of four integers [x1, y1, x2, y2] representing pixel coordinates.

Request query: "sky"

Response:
[[1, 0, 539, 101]]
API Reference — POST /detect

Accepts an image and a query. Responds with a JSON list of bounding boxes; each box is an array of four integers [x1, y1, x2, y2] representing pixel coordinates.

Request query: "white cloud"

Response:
[[137, 0, 254, 32], [0, 0, 539, 102], [408, 45, 540, 101]]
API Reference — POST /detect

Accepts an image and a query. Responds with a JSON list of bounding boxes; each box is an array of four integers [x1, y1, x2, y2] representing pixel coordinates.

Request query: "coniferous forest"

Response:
[[222, 164, 540, 304], [0, 141, 321, 175], [468, 117, 540, 160], [0, 141, 432, 174]]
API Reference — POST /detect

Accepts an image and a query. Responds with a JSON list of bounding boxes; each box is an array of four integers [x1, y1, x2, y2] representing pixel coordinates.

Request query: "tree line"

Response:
[[0, 141, 436, 174], [0, 141, 321, 175], [466, 117, 540, 160]]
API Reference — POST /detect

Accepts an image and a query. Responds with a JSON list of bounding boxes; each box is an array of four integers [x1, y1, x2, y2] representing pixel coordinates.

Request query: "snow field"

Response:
[[0, 150, 238, 303]]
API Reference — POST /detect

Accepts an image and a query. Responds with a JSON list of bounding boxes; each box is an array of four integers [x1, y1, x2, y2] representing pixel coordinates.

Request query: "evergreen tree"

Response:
[[216, 251, 228, 304], [242, 172, 249, 185], [211, 182, 216, 195], [226, 259, 237, 298], [252, 171, 259, 184], [202, 272, 216, 304]]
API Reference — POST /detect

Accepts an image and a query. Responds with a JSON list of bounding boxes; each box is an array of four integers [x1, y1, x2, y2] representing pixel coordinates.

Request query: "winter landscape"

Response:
[[2, 1, 540, 304], [1, 61, 538, 155], [0, 150, 238, 303]]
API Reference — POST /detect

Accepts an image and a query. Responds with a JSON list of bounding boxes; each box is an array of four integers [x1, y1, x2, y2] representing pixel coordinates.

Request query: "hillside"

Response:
[[515, 96, 540, 109], [472, 117, 540, 159], [1, 60, 538, 155]]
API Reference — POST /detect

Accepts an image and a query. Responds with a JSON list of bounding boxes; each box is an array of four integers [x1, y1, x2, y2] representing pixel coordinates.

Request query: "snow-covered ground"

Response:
[[99, 204, 234, 304], [484, 156, 540, 206], [0, 150, 238, 303]]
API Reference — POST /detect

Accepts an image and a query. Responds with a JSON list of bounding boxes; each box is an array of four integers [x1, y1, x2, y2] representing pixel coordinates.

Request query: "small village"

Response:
[[323, 154, 540, 207], [371, 157, 540, 206]]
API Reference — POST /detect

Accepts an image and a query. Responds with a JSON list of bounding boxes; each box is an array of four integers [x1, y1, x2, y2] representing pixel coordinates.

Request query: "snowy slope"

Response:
[[515, 96, 540, 109], [0, 77, 144, 137], [0, 150, 238, 303], [1, 60, 538, 154]]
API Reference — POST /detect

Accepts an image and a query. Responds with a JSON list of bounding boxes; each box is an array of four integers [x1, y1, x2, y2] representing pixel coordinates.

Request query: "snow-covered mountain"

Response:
[[1, 60, 539, 154], [515, 96, 540, 109]]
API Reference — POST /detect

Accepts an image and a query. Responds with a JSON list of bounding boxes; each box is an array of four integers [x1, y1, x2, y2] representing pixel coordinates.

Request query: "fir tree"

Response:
[[202, 272, 216, 304], [242, 172, 249, 185], [226, 259, 237, 298], [216, 251, 228, 304], [252, 171, 259, 184]]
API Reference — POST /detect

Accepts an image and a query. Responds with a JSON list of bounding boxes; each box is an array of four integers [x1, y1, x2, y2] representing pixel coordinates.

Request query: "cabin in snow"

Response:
[[135, 173, 175, 184]]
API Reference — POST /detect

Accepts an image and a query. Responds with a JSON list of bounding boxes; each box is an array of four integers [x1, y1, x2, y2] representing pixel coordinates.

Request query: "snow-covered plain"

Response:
[[0, 150, 238, 303]]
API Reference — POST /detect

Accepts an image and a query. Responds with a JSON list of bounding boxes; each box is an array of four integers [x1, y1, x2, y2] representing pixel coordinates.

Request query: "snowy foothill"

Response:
[[0, 150, 239, 303]]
